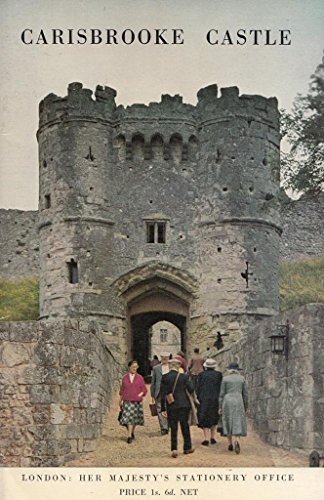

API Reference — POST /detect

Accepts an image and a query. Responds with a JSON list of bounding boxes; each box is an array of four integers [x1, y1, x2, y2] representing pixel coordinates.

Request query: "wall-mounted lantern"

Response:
[[269, 320, 289, 361]]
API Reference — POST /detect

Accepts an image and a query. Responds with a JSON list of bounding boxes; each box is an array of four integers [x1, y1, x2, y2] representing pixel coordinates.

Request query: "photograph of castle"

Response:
[[0, 0, 323, 489]]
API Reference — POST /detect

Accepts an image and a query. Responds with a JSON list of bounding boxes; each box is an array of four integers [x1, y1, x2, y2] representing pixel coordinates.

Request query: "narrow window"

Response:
[[157, 222, 166, 243], [160, 328, 168, 342], [146, 221, 166, 244], [67, 259, 78, 284], [146, 223, 155, 243], [44, 194, 51, 209]]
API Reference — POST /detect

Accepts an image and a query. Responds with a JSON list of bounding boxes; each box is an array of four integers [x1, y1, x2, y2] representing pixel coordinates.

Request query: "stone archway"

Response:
[[113, 262, 198, 374], [128, 287, 190, 377], [130, 309, 187, 377]]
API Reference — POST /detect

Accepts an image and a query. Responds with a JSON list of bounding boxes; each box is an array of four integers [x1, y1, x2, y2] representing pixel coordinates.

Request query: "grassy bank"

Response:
[[0, 277, 39, 321], [280, 256, 324, 312]]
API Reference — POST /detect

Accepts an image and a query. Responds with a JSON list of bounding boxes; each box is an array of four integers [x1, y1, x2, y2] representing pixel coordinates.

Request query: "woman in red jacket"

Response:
[[119, 360, 148, 443]]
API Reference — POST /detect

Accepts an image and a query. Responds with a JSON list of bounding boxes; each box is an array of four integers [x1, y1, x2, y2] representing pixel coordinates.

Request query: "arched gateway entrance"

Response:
[[115, 263, 197, 377], [129, 294, 188, 377]]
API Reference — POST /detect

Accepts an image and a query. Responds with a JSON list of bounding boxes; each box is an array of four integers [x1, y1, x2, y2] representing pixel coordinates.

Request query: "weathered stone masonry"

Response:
[[210, 303, 324, 456], [0, 210, 39, 279], [280, 191, 324, 261], [0, 320, 121, 466], [35, 82, 281, 363], [1, 193, 323, 281]]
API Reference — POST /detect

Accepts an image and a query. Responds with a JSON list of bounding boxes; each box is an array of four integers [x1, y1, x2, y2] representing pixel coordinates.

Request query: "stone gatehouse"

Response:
[[36, 82, 281, 372]]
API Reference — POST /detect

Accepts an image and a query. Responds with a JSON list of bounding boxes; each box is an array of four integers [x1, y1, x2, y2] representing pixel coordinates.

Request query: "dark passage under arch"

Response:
[[130, 311, 186, 378]]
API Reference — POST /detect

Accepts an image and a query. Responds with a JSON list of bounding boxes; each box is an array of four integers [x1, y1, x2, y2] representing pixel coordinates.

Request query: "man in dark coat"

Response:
[[161, 358, 195, 458]]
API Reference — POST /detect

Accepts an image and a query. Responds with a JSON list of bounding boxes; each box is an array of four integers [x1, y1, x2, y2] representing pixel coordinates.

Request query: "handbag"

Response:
[[118, 408, 128, 428], [117, 409, 123, 424], [217, 414, 224, 435], [166, 373, 180, 405], [166, 393, 175, 404], [149, 403, 158, 416]]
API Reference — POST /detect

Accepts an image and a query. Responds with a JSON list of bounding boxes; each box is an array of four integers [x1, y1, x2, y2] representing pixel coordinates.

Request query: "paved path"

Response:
[[67, 386, 307, 467]]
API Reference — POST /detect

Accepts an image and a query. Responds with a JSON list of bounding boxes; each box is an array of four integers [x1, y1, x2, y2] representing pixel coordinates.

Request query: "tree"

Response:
[[280, 56, 324, 195]]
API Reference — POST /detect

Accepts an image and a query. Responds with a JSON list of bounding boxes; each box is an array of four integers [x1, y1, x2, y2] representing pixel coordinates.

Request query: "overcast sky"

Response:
[[0, 0, 323, 210]]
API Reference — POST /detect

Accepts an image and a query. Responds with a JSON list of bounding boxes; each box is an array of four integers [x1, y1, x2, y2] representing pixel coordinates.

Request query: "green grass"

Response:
[[0, 277, 39, 321], [280, 256, 324, 312]]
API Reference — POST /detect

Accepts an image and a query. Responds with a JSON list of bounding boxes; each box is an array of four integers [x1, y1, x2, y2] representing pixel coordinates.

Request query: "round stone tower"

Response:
[[193, 84, 281, 341], [37, 82, 118, 320]]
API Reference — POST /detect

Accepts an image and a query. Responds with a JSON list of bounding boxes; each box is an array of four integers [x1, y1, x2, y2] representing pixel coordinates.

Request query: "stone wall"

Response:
[[2, 192, 323, 284], [2, 191, 322, 281], [210, 303, 324, 455], [280, 192, 324, 260], [0, 209, 39, 279], [151, 320, 181, 357], [0, 320, 122, 466]]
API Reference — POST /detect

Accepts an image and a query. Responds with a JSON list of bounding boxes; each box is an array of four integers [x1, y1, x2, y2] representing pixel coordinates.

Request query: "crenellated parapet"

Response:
[[197, 84, 280, 137], [113, 94, 197, 152], [38, 82, 280, 163], [38, 82, 117, 131], [115, 93, 195, 120], [39, 82, 280, 136]]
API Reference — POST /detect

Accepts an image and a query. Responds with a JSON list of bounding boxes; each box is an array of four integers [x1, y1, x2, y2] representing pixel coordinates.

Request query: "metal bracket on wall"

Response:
[[241, 261, 253, 288]]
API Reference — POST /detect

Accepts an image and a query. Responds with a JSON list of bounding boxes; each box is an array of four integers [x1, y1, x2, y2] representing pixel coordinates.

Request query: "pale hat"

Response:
[[168, 357, 182, 366], [203, 358, 217, 369], [160, 352, 170, 359]]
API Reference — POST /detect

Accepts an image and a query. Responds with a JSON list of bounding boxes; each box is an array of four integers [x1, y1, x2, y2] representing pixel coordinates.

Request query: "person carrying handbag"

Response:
[[119, 360, 147, 444], [161, 357, 195, 458]]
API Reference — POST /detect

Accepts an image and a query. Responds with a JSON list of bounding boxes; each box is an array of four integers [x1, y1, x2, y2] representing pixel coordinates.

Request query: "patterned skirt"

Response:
[[120, 401, 144, 426]]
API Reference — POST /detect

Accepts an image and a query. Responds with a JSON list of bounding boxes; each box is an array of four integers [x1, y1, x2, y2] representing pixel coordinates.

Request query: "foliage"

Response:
[[279, 256, 324, 312], [0, 277, 39, 321], [280, 57, 324, 195]]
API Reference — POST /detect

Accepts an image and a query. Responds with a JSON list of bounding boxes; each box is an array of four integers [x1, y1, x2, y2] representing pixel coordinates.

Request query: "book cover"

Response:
[[0, 1, 323, 499]]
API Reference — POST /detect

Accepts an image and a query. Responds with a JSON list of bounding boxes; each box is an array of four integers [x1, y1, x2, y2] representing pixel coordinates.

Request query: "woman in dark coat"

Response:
[[196, 358, 223, 446]]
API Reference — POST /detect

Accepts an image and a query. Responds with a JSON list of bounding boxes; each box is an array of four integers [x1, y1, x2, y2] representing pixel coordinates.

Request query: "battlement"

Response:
[[38, 82, 117, 129], [196, 84, 279, 127], [115, 94, 195, 121], [38, 82, 279, 133]]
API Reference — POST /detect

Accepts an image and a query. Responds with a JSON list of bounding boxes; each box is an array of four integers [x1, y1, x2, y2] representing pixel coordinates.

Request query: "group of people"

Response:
[[118, 349, 248, 458]]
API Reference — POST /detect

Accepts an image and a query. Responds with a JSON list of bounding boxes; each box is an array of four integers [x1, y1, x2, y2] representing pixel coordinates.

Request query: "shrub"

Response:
[[0, 277, 39, 321]]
